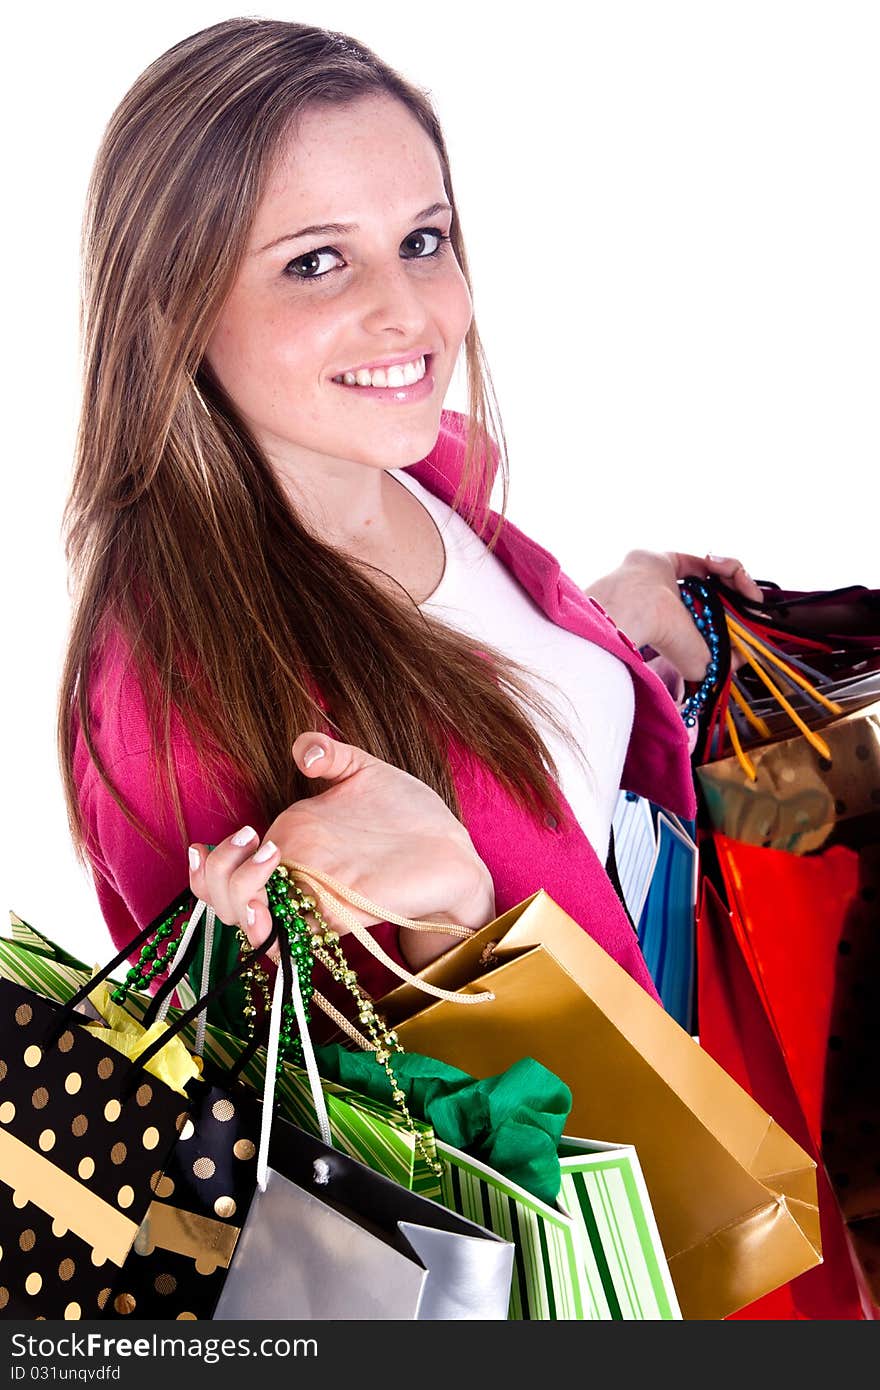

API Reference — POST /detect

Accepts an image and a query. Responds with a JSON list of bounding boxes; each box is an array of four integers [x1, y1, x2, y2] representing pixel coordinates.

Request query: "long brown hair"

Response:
[[59, 17, 575, 864]]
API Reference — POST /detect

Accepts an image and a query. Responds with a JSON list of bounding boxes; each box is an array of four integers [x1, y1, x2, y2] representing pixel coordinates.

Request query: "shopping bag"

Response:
[[3, 896, 288, 1323], [708, 833, 879, 1165], [609, 792, 658, 927], [697, 877, 874, 1320], [215, 1117, 514, 1321], [696, 699, 880, 852], [101, 1068, 264, 1321], [312, 1035, 680, 1319], [437, 1135, 680, 1320], [0, 974, 192, 1319], [609, 795, 698, 1032], [376, 890, 822, 1320]]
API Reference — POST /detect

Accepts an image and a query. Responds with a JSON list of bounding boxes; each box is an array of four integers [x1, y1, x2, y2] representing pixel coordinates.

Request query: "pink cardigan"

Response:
[[73, 410, 696, 1009]]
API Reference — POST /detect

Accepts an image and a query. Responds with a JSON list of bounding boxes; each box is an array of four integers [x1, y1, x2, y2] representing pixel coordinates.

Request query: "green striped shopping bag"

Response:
[[436, 1136, 681, 1320]]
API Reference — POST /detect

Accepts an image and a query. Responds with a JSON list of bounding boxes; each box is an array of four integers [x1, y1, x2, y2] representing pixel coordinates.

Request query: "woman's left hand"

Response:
[[584, 549, 763, 681]]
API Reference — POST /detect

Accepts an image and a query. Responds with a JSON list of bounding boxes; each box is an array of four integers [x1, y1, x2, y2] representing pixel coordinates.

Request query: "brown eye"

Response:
[[401, 229, 448, 259], [284, 248, 342, 280]]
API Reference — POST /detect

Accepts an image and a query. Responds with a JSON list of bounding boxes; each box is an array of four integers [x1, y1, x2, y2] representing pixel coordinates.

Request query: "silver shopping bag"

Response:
[[211, 901, 513, 1321], [214, 1117, 514, 1320]]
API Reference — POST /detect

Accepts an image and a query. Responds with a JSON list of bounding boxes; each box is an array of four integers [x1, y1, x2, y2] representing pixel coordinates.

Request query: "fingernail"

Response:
[[232, 825, 257, 847], [246, 904, 255, 927], [253, 839, 278, 864], [187, 846, 200, 871], [707, 554, 731, 564], [303, 745, 325, 769]]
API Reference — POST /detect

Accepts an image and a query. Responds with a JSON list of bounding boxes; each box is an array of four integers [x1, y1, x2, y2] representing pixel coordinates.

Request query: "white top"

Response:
[[390, 469, 635, 864]]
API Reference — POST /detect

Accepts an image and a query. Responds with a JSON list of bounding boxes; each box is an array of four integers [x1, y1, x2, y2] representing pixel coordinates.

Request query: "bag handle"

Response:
[[44, 890, 197, 1048], [281, 861, 495, 1006], [129, 906, 330, 1190], [256, 918, 332, 1190], [682, 577, 845, 775], [143, 897, 216, 1055], [124, 919, 281, 1089]]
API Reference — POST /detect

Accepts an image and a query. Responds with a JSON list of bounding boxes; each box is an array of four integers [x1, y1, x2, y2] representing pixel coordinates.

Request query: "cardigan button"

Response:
[[544, 812, 560, 831]]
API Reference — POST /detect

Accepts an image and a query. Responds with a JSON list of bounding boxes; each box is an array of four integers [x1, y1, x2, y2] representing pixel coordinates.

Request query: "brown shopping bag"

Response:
[[376, 890, 822, 1320], [695, 698, 880, 853]]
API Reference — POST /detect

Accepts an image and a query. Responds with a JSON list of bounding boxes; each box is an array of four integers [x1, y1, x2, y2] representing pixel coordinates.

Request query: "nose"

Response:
[[357, 260, 430, 340]]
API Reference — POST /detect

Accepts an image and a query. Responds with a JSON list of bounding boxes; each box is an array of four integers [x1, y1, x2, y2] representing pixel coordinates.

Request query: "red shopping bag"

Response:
[[697, 873, 876, 1320], [711, 834, 866, 1145]]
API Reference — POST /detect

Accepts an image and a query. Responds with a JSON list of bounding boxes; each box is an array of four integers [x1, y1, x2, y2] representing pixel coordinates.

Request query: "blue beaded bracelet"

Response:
[[679, 579, 723, 728]]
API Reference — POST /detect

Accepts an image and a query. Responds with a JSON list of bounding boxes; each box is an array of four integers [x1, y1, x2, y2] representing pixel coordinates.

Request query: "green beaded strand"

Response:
[[110, 892, 193, 1004], [272, 870, 442, 1178], [265, 866, 315, 1069]]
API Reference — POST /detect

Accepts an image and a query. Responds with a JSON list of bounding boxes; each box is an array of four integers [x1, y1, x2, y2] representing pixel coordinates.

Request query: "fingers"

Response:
[[653, 588, 719, 682], [187, 825, 281, 954], [291, 731, 377, 783], [666, 551, 763, 603], [704, 554, 763, 602], [241, 897, 279, 963]]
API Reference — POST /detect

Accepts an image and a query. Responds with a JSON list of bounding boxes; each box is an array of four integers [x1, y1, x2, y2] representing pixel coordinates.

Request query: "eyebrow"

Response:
[[254, 202, 453, 255]]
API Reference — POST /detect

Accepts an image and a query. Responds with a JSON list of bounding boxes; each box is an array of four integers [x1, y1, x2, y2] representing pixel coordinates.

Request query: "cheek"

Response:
[[203, 302, 273, 403], [207, 298, 331, 400], [439, 265, 474, 345], [271, 308, 339, 381]]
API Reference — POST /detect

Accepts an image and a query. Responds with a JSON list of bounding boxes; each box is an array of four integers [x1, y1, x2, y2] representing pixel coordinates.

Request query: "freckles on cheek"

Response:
[[454, 277, 474, 337]]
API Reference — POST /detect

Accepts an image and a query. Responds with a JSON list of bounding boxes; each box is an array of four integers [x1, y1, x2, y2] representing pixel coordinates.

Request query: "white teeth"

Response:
[[335, 355, 428, 388]]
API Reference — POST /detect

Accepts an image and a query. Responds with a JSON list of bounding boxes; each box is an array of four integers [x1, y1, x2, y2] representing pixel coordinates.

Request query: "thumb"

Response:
[[655, 622, 716, 684], [291, 731, 378, 783]]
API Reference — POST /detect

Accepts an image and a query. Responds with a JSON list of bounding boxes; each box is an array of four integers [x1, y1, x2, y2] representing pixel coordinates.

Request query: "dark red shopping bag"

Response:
[[697, 874, 876, 1320]]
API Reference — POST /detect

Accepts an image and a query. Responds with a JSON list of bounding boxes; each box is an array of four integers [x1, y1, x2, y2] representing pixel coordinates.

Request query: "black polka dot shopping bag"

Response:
[[0, 974, 188, 1319], [0, 902, 273, 1320]]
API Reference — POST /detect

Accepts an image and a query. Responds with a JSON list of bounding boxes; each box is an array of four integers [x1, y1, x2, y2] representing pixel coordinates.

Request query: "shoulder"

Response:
[[72, 625, 213, 823]]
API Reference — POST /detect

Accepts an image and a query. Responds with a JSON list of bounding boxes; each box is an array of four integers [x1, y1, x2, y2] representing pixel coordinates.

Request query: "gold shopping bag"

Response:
[[377, 891, 822, 1321]]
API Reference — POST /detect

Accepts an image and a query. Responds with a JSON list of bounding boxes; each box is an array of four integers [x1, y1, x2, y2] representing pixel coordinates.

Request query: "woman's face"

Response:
[[204, 93, 473, 477]]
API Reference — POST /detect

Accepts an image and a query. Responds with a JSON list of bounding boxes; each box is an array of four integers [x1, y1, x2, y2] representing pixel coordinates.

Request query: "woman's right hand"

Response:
[[187, 732, 496, 971]]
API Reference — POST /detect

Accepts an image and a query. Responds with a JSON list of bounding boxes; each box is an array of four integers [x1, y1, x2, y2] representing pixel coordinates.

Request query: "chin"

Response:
[[350, 413, 445, 470]]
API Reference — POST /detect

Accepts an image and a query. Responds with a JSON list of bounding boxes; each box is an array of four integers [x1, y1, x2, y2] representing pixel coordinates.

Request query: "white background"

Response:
[[2, 1, 877, 962]]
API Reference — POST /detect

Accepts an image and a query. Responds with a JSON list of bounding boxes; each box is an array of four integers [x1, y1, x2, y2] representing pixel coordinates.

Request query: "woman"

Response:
[[60, 18, 759, 1018]]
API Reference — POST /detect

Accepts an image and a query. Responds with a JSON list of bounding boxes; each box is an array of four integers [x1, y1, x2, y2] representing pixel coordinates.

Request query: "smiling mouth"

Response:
[[332, 354, 430, 389]]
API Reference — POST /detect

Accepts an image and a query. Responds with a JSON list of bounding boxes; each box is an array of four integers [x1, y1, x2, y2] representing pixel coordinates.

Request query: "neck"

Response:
[[266, 445, 401, 557], [261, 440, 443, 604]]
